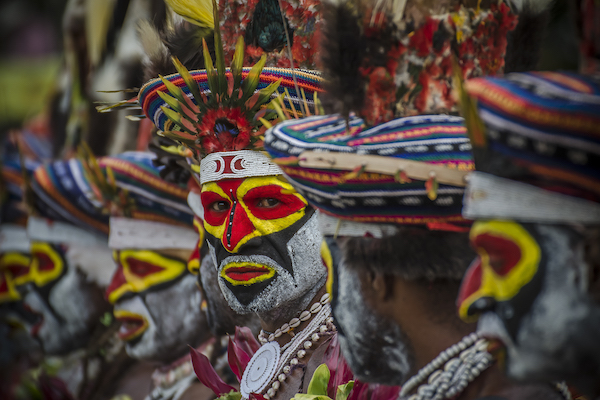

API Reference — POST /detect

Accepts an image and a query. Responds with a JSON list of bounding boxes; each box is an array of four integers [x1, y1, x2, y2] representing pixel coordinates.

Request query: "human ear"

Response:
[[362, 268, 395, 303]]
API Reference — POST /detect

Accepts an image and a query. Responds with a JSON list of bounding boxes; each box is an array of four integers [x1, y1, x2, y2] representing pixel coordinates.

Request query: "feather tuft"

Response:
[[138, 20, 172, 81], [320, 0, 366, 122]]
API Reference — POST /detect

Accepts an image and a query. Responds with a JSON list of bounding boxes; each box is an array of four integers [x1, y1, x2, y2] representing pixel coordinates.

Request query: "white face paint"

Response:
[[115, 273, 208, 362], [211, 213, 327, 316], [334, 258, 412, 385], [477, 225, 600, 388], [23, 252, 108, 355]]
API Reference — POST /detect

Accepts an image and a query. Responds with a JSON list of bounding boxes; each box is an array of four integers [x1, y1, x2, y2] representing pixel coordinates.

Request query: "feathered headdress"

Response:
[[320, 0, 520, 126]]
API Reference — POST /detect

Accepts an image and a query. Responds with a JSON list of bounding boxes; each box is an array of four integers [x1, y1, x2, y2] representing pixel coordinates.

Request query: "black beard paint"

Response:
[[333, 256, 414, 385], [478, 224, 600, 392]]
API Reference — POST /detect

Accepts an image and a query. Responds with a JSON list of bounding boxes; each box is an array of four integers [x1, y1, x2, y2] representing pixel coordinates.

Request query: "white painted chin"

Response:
[[213, 213, 327, 315], [118, 274, 207, 363], [477, 312, 514, 348]]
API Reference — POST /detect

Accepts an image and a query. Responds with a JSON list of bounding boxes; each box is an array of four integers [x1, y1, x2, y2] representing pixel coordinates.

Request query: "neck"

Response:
[[258, 283, 327, 346]]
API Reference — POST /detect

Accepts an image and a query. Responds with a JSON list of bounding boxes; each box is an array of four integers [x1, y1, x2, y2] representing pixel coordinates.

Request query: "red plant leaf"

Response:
[[181, 91, 201, 114], [228, 335, 252, 381], [234, 326, 261, 356], [227, 72, 235, 97], [189, 345, 236, 396], [180, 118, 198, 134], [323, 335, 354, 398], [244, 91, 261, 110]]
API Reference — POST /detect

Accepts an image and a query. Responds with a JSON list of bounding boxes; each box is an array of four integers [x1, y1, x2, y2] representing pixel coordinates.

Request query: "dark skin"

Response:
[[356, 269, 557, 400]]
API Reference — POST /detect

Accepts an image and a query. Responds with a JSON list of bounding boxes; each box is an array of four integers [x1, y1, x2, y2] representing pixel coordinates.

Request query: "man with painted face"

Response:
[[135, 5, 350, 395], [23, 156, 154, 400], [93, 151, 231, 400], [455, 71, 600, 396], [263, 0, 568, 398], [0, 147, 42, 400], [267, 112, 566, 400]]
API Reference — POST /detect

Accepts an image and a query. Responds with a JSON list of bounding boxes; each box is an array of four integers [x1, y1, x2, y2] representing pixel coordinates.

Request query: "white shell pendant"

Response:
[[240, 341, 281, 399]]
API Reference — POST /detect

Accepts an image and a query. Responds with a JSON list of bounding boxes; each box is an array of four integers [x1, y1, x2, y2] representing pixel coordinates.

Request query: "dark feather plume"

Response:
[[139, 20, 215, 81], [504, 8, 550, 72], [320, 0, 366, 120]]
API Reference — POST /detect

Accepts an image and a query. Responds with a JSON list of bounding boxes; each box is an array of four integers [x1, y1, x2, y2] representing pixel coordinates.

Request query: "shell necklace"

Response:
[[241, 293, 335, 400]]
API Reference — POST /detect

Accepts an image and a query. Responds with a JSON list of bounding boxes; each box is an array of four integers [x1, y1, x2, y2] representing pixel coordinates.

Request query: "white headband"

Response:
[[0, 224, 31, 253], [463, 172, 600, 224], [199, 150, 282, 184], [109, 217, 198, 250], [318, 212, 399, 238], [27, 216, 107, 246], [187, 191, 204, 219]]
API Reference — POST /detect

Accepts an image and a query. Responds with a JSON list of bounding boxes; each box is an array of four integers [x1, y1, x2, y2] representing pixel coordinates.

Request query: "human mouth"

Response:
[[114, 310, 148, 341], [222, 263, 275, 285]]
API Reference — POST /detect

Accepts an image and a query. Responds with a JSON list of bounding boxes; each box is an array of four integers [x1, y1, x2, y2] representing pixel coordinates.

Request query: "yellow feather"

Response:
[[164, 0, 215, 29]]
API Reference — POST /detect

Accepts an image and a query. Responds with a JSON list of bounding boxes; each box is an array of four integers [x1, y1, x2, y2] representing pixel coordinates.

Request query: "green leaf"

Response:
[[212, 0, 226, 94], [160, 106, 196, 135], [203, 38, 219, 99], [335, 381, 354, 400], [157, 91, 198, 122], [307, 364, 330, 396], [240, 54, 267, 102], [160, 75, 190, 105], [216, 390, 242, 400], [231, 36, 245, 90], [250, 78, 282, 112], [293, 395, 332, 400], [172, 56, 203, 107]]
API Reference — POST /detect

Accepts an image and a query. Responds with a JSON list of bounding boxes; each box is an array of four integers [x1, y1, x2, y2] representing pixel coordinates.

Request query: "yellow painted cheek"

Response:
[[121, 251, 187, 292], [29, 242, 64, 287], [469, 221, 541, 302], [320, 241, 334, 298]]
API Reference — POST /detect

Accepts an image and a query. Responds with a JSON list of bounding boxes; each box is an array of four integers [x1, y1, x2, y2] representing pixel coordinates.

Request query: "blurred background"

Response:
[[0, 0, 583, 136]]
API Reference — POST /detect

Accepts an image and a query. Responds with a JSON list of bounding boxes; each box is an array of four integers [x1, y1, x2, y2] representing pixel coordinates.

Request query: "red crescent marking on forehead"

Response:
[[213, 158, 222, 173], [233, 158, 244, 171]]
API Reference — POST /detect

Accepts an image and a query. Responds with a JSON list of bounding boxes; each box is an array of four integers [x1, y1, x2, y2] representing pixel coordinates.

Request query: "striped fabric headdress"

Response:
[[29, 158, 109, 245], [460, 71, 600, 224], [137, 4, 324, 186], [81, 150, 198, 250], [265, 114, 474, 237]]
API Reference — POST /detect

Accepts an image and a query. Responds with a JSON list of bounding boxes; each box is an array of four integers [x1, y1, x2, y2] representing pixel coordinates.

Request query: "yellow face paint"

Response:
[[321, 241, 334, 298], [28, 242, 65, 287], [220, 261, 276, 286], [0, 252, 31, 287], [106, 250, 187, 304], [458, 220, 541, 322], [187, 217, 205, 275], [113, 309, 149, 341], [0, 268, 20, 303], [201, 176, 308, 253]]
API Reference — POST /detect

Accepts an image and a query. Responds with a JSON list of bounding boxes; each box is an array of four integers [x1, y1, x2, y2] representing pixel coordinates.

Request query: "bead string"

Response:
[[399, 332, 493, 400], [258, 293, 331, 345], [257, 300, 335, 400]]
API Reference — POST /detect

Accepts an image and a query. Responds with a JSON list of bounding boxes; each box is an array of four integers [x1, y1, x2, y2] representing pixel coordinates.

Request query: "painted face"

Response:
[[327, 238, 413, 386], [187, 217, 205, 275], [22, 242, 110, 355], [0, 252, 31, 304], [107, 249, 209, 362], [457, 221, 600, 386], [201, 175, 327, 314]]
